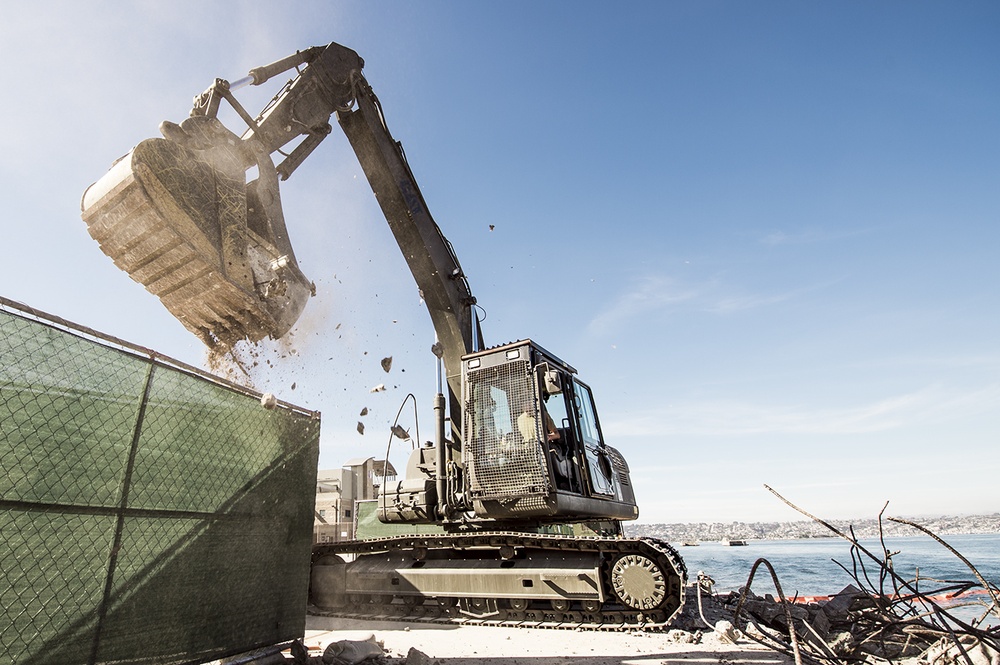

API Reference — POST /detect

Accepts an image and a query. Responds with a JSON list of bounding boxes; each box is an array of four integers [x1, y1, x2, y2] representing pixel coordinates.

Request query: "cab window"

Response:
[[573, 380, 602, 447]]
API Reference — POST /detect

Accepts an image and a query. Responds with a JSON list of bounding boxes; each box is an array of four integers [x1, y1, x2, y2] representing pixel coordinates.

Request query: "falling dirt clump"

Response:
[[205, 340, 264, 390], [381, 356, 393, 372]]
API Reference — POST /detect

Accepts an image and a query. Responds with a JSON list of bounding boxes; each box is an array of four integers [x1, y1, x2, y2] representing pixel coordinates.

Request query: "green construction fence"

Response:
[[0, 296, 320, 665]]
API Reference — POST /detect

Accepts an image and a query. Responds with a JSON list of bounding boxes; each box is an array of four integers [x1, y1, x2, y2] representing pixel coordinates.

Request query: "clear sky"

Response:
[[2, 2, 997, 524]]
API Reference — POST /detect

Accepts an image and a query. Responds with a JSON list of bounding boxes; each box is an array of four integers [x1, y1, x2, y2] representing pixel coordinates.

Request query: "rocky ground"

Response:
[[269, 590, 791, 665], [219, 583, 998, 665], [298, 619, 788, 665]]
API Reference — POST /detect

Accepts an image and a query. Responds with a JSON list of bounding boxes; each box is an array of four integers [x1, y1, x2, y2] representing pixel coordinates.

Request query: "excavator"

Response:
[[81, 41, 686, 628]]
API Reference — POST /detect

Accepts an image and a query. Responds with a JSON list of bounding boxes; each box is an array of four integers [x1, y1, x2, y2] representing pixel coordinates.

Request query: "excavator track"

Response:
[[309, 533, 687, 631]]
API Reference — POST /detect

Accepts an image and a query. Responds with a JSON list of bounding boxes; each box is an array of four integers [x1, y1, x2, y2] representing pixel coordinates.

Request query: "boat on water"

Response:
[[721, 539, 749, 546]]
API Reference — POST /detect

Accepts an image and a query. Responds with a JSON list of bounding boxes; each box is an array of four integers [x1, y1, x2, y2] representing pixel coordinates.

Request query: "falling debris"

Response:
[[260, 393, 277, 410], [489, 224, 495, 231], [356, 422, 365, 435], [381, 356, 393, 373], [390, 425, 410, 440], [360, 407, 368, 416], [370, 383, 386, 393], [291, 382, 296, 390]]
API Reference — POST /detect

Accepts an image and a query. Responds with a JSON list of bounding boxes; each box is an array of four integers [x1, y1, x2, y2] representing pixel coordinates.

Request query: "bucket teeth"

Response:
[[82, 138, 311, 348]]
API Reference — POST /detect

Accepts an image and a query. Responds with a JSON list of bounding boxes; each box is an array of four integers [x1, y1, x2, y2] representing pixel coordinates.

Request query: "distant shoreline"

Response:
[[626, 513, 1000, 542]]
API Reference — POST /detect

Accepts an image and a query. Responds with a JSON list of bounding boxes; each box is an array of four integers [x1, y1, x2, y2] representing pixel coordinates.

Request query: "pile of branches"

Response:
[[723, 486, 999, 665]]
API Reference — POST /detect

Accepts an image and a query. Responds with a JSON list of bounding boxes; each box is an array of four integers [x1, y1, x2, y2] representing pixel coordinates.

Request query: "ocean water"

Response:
[[675, 533, 1000, 600]]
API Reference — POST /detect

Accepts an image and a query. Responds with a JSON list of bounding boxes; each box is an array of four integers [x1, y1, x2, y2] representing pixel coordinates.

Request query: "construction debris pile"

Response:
[[725, 584, 999, 664], [721, 488, 1000, 665]]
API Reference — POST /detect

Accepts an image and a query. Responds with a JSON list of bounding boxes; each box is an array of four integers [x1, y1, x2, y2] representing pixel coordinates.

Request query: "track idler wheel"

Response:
[[609, 554, 668, 611]]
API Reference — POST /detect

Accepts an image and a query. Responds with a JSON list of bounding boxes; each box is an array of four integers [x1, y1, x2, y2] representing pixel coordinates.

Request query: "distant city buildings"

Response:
[[314, 458, 395, 543], [627, 514, 1000, 543]]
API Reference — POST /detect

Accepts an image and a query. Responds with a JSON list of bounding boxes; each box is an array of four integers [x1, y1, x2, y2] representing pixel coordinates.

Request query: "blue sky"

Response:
[[2, 2, 997, 523]]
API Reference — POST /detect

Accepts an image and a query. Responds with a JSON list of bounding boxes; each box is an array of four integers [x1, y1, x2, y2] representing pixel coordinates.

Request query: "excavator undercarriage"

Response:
[[311, 532, 687, 628]]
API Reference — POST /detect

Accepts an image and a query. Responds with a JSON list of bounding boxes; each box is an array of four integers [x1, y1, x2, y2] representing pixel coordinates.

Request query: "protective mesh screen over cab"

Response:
[[0, 297, 319, 665], [463, 359, 550, 500]]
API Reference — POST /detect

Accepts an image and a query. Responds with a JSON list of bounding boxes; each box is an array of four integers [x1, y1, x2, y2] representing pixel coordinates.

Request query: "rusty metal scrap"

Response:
[[721, 487, 1000, 665]]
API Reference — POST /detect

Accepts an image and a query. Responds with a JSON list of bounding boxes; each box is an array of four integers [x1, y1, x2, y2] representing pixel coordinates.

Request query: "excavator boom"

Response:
[[337, 81, 479, 411]]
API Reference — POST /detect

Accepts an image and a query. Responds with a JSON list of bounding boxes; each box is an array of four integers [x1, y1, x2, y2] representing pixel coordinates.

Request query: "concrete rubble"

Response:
[[254, 631, 443, 665], [321, 634, 384, 664]]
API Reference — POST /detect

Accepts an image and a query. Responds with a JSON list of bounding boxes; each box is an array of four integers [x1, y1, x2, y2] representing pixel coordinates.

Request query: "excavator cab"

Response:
[[460, 340, 638, 525]]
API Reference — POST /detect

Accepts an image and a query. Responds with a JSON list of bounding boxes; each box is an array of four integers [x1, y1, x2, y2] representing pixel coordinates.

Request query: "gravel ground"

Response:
[[300, 593, 793, 665], [301, 618, 791, 665]]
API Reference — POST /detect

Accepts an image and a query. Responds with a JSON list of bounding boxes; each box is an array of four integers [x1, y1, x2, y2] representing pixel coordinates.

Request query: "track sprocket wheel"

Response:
[[609, 554, 668, 610]]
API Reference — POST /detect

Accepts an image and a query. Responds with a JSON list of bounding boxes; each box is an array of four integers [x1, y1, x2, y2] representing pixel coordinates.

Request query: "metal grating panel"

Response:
[[606, 446, 630, 487], [463, 359, 550, 499]]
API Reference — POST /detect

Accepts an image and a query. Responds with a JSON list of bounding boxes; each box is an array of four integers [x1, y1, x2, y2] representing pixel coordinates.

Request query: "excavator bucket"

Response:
[[81, 133, 312, 348]]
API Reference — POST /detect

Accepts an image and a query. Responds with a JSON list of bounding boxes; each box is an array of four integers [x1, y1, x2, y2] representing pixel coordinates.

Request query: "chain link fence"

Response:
[[0, 297, 320, 665]]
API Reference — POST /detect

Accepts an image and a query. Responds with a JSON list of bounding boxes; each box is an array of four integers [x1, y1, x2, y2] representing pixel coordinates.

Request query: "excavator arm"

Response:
[[337, 78, 480, 413], [81, 42, 480, 411]]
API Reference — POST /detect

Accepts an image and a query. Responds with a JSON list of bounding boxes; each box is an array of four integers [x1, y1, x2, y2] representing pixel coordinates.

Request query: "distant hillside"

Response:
[[626, 514, 1000, 542]]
